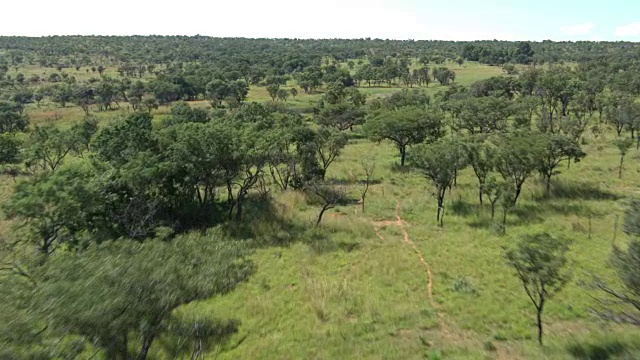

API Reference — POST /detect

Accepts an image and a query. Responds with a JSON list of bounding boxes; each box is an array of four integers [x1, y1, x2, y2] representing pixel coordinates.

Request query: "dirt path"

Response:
[[373, 200, 447, 332], [371, 200, 517, 354], [376, 201, 436, 305]]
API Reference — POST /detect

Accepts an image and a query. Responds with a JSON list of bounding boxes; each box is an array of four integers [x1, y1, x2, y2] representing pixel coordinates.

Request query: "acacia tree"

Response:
[[409, 139, 464, 227], [464, 136, 496, 205], [3, 162, 100, 255], [483, 175, 505, 220], [315, 82, 366, 131], [364, 107, 443, 166], [492, 133, 542, 204], [0, 101, 29, 133], [32, 232, 253, 359], [450, 97, 513, 134], [536, 134, 586, 195], [206, 79, 230, 107], [221, 105, 280, 221], [314, 127, 347, 180], [307, 182, 346, 227], [24, 124, 77, 173], [359, 157, 376, 213], [614, 138, 633, 179], [505, 232, 571, 345], [592, 199, 640, 327]]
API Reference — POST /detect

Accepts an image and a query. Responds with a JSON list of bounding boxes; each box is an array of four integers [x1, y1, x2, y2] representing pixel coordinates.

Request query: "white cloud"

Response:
[[560, 22, 595, 36], [615, 22, 640, 37]]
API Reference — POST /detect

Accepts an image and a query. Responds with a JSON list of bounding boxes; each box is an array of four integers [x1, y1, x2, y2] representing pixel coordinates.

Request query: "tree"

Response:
[[127, 80, 147, 107], [51, 83, 74, 108], [359, 157, 376, 213], [314, 127, 347, 180], [492, 133, 542, 204], [433, 67, 455, 85], [315, 83, 366, 131], [592, 199, 640, 327], [374, 88, 430, 110], [450, 97, 513, 134], [3, 162, 100, 254], [483, 175, 505, 220], [316, 102, 366, 131], [220, 103, 281, 221], [95, 78, 119, 111], [307, 182, 346, 227], [24, 123, 76, 173], [31, 232, 253, 359], [409, 139, 465, 227], [266, 84, 280, 101], [498, 183, 517, 233], [162, 102, 209, 127], [69, 115, 99, 157], [464, 136, 496, 205], [364, 107, 443, 166], [276, 88, 289, 102], [0, 133, 21, 166], [505, 232, 571, 345], [205, 79, 230, 107], [536, 134, 586, 195], [614, 138, 633, 179], [73, 84, 96, 114], [229, 80, 249, 103], [93, 112, 157, 166], [0, 101, 29, 133]]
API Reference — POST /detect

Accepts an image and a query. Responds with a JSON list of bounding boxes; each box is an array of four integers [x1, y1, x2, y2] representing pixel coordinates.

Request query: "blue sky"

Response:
[[1, 0, 640, 41]]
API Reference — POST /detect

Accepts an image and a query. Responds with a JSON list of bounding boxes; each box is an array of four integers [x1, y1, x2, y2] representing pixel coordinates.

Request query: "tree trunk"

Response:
[[545, 175, 551, 196], [502, 208, 507, 234], [490, 203, 495, 220], [235, 191, 245, 222], [619, 155, 624, 179], [227, 203, 235, 221], [514, 184, 522, 205], [137, 335, 155, 360], [400, 146, 406, 166], [437, 193, 445, 227], [316, 204, 331, 226], [536, 306, 544, 345]]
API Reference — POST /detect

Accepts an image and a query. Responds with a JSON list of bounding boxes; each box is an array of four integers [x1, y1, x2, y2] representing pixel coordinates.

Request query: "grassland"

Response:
[[166, 127, 639, 359], [4, 61, 640, 359]]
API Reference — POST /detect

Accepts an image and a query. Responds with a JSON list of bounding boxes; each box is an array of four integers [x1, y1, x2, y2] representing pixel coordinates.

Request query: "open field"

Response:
[[169, 127, 640, 359], [2, 54, 640, 359]]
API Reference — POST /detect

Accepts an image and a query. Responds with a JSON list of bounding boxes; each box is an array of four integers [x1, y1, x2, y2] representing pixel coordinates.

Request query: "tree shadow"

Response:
[[511, 204, 546, 225], [449, 198, 480, 217], [538, 180, 620, 202], [389, 163, 413, 173], [329, 178, 382, 187], [567, 340, 626, 360], [544, 202, 604, 217], [221, 194, 311, 248]]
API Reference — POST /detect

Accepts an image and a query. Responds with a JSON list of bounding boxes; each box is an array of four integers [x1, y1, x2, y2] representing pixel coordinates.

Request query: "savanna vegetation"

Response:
[[1, 36, 640, 359]]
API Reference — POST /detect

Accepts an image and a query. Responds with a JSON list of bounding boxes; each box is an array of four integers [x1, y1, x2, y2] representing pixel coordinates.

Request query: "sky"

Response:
[[2, 0, 640, 41]]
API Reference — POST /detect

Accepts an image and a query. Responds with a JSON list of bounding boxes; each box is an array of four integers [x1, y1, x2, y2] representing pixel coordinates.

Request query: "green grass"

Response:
[[5, 62, 640, 359], [174, 126, 639, 359]]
